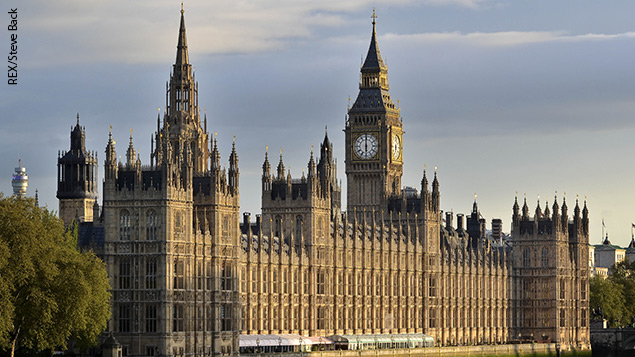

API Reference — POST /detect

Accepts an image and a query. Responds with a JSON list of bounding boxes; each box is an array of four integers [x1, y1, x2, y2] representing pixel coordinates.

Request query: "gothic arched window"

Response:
[[120, 209, 130, 240], [146, 209, 158, 240], [274, 216, 282, 238], [221, 262, 232, 291], [295, 216, 303, 246], [541, 247, 549, 267], [522, 248, 530, 268]]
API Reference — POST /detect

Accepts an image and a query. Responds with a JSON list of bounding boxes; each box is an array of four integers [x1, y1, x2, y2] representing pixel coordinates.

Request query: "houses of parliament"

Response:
[[56, 7, 590, 356]]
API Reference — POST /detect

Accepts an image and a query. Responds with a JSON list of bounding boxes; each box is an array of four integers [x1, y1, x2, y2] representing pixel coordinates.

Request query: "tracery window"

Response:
[[146, 209, 158, 240], [145, 304, 157, 332], [274, 216, 282, 237], [221, 262, 232, 291], [173, 304, 184, 332], [119, 304, 131, 332], [174, 211, 183, 234], [119, 259, 131, 289], [541, 247, 549, 267], [221, 304, 232, 331], [222, 215, 230, 240], [295, 216, 303, 246], [522, 248, 530, 268], [120, 209, 131, 240], [174, 260, 184, 289], [145, 258, 156, 289], [317, 270, 325, 295], [429, 277, 437, 297]]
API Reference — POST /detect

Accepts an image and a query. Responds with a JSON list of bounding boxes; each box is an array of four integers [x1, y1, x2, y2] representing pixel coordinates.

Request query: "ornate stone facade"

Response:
[[60, 8, 590, 357]]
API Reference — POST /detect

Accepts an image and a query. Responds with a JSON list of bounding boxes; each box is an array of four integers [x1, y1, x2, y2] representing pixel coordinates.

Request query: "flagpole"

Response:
[[602, 219, 605, 243]]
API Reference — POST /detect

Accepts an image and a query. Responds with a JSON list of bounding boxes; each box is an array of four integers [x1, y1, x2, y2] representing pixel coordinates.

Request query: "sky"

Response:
[[3, 0, 635, 247]]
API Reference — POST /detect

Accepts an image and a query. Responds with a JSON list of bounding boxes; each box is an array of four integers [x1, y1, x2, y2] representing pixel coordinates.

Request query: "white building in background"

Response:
[[592, 235, 626, 276], [11, 159, 28, 197]]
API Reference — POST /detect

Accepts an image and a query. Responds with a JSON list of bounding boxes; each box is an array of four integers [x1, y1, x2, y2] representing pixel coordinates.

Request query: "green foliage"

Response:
[[0, 195, 111, 355], [590, 276, 625, 327], [590, 260, 635, 328]]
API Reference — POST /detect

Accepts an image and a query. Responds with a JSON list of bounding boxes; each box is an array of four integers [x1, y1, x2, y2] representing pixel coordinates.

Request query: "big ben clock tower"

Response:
[[345, 11, 403, 214]]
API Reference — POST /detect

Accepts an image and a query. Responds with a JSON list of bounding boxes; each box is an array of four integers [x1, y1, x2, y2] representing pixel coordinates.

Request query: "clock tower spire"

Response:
[[345, 10, 402, 215]]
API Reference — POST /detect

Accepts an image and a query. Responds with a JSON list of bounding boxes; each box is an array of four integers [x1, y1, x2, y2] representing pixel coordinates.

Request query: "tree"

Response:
[[0, 195, 111, 357], [590, 275, 625, 327]]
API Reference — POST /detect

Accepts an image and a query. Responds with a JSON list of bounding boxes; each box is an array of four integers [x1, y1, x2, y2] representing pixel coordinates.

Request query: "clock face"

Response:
[[354, 134, 378, 159], [392, 134, 401, 160]]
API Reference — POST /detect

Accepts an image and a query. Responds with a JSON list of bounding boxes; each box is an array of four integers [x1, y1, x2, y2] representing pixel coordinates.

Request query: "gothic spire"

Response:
[[211, 137, 220, 170], [362, 9, 385, 72], [349, 9, 397, 114], [521, 196, 529, 219], [421, 168, 429, 193], [126, 129, 136, 167], [167, 5, 197, 117], [308, 146, 316, 178], [262, 147, 271, 177], [175, 4, 189, 69], [552, 194, 560, 221], [277, 149, 285, 180], [106, 125, 116, 164], [228, 136, 239, 193], [70, 113, 86, 153], [229, 136, 238, 171]]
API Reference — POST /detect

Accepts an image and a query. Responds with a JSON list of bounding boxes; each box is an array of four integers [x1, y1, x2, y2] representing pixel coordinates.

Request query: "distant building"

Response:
[[593, 235, 625, 275], [491, 218, 503, 243], [11, 159, 27, 197]]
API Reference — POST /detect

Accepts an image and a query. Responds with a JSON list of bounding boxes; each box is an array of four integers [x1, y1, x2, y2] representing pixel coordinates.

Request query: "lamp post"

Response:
[[256, 337, 260, 356], [407, 336, 411, 357], [299, 337, 303, 355], [278, 336, 282, 356]]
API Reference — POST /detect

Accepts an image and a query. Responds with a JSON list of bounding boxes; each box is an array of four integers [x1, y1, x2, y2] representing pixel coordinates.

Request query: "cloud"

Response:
[[382, 30, 635, 47], [421, 0, 488, 9], [20, 0, 495, 68]]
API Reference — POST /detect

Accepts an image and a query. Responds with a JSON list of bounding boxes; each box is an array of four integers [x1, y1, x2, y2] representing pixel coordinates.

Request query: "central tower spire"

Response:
[[175, 4, 189, 69], [155, 5, 209, 173], [167, 4, 197, 117]]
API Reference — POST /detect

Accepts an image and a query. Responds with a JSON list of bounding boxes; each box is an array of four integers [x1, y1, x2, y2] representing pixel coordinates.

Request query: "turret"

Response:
[[317, 129, 335, 197], [126, 130, 136, 167], [210, 138, 221, 190], [105, 126, 117, 180], [561, 195, 568, 229], [534, 197, 542, 222], [307, 148, 316, 189], [521, 196, 529, 220], [552, 196, 560, 231], [512, 194, 520, 224], [58, 114, 98, 226], [432, 168, 440, 211], [262, 149, 271, 191], [228, 137, 239, 195], [276, 150, 285, 181]]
